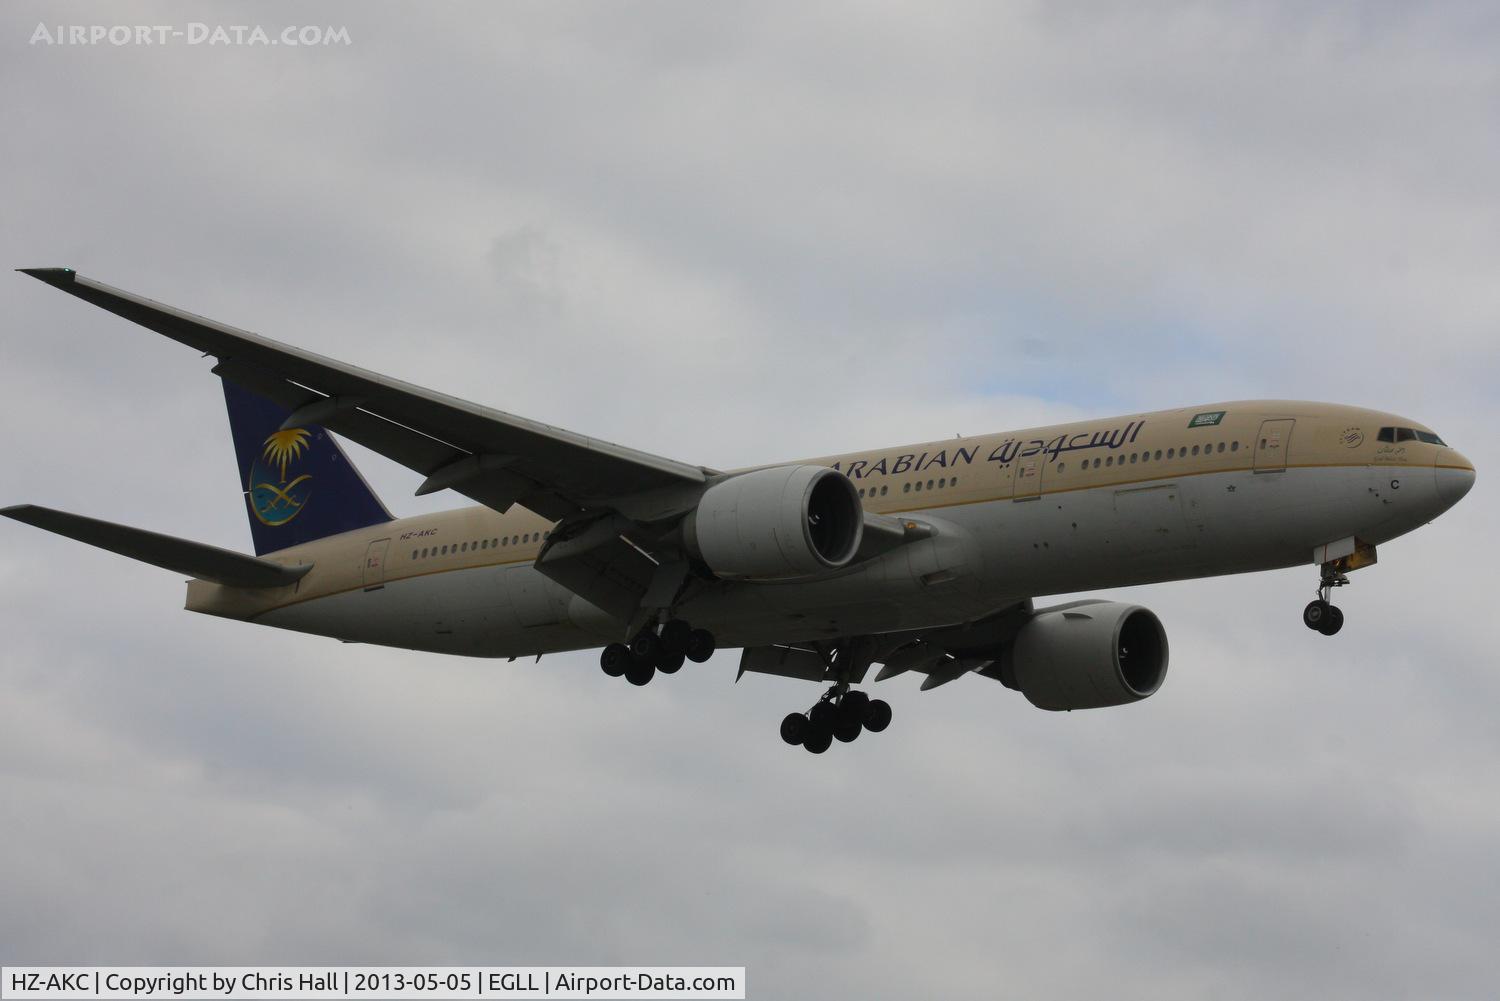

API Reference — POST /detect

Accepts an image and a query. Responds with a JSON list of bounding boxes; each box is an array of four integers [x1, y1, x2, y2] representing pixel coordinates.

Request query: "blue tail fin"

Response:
[[221, 379, 393, 555]]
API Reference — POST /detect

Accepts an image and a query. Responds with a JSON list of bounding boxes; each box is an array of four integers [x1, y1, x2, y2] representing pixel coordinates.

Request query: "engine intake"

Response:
[[685, 465, 863, 581], [1004, 601, 1168, 711]]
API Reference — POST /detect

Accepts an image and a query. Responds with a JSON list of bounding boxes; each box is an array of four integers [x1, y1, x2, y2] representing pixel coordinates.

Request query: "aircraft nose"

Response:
[[1435, 448, 1476, 507]]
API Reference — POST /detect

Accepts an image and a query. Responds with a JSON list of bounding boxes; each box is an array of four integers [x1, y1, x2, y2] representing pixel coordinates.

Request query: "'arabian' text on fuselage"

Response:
[[831, 420, 1147, 480]]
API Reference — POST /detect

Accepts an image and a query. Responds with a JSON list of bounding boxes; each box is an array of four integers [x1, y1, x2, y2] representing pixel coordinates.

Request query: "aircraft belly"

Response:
[[258, 563, 577, 657]]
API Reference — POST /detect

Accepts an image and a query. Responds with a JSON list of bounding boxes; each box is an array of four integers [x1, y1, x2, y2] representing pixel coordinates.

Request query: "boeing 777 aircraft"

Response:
[[5, 269, 1477, 753]]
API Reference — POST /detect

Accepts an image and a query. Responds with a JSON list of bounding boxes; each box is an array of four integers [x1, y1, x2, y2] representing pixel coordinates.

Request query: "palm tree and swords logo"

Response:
[[248, 427, 314, 526]]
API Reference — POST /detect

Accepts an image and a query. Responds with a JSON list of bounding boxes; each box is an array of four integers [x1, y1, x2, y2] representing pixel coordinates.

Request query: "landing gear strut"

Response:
[[780, 685, 891, 754], [1303, 568, 1348, 636], [599, 619, 715, 685]]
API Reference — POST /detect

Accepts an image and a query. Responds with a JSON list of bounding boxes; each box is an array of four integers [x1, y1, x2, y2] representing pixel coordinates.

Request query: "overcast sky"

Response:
[[2, 3, 1497, 998]]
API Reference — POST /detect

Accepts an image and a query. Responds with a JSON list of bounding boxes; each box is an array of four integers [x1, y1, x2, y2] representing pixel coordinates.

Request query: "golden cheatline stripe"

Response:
[[247, 459, 1450, 616]]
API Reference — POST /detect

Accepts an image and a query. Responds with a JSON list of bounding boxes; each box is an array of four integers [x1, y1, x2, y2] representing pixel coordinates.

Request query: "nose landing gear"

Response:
[[599, 619, 715, 685], [780, 685, 892, 754], [1303, 569, 1348, 636]]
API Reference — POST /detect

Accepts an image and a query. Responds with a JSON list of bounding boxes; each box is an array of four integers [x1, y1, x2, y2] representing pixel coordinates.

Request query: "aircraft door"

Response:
[[1253, 419, 1295, 473], [1013, 454, 1043, 501], [362, 538, 391, 590]]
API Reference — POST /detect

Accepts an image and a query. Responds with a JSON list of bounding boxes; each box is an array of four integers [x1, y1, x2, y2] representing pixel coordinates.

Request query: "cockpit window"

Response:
[[1377, 426, 1446, 446]]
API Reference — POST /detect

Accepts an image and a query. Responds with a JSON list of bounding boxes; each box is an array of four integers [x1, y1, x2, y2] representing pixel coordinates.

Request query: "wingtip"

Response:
[[16, 267, 77, 286], [1, 504, 38, 519]]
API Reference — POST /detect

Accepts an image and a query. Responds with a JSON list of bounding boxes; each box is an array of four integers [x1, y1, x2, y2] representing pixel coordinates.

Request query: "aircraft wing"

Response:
[[735, 601, 1034, 689], [19, 268, 711, 523]]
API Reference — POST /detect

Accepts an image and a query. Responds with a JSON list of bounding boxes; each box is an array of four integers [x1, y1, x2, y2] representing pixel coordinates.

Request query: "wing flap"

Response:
[[2, 504, 311, 589]]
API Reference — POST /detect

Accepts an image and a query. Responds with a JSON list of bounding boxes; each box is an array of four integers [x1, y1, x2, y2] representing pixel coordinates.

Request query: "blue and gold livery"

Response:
[[249, 427, 314, 526], [221, 379, 391, 556]]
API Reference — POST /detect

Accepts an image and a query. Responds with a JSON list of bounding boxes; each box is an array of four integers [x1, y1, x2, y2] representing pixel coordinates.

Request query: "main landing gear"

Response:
[[599, 619, 716, 686], [780, 686, 892, 754], [1303, 568, 1348, 637]]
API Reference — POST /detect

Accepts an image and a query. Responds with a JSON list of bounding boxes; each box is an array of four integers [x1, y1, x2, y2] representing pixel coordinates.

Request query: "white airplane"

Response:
[[5, 269, 1476, 753]]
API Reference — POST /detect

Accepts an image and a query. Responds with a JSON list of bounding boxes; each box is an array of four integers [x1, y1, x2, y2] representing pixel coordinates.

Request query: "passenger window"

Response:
[[1230, 441, 1239, 452], [1191, 445, 1200, 456], [441, 545, 448, 555], [914, 481, 923, 492], [1130, 453, 1138, 464], [903, 483, 911, 493], [926, 479, 934, 490], [1093, 457, 1102, 469], [938, 478, 946, 488], [881, 485, 889, 495], [460, 542, 467, 552], [1106, 456, 1114, 467], [1154, 450, 1162, 460], [1057, 463, 1065, 473], [1217, 442, 1226, 453], [1167, 448, 1174, 459], [411, 550, 418, 560]]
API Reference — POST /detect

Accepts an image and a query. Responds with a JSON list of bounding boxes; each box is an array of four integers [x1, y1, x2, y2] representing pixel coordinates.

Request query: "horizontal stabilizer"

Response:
[[1, 504, 311, 589]]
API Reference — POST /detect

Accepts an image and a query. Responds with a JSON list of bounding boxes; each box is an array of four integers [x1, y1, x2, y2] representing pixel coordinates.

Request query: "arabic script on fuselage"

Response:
[[831, 421, 1146, 479]]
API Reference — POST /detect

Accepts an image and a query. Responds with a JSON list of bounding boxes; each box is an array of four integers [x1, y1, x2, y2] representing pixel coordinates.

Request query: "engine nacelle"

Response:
[[1003, 600, 1168, 711], [684, 465, 863, 581]]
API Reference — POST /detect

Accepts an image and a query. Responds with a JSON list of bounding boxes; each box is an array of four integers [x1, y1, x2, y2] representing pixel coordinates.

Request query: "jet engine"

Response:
[[1000, 600, 1168, 711], [684, 465, 863, 581]]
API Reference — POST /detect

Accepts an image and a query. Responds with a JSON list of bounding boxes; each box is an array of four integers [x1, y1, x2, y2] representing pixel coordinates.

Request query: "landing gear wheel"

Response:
[[600, 643, 631, 678], [1318, 605, 1345, 636], [809, 701, 837, 730], [780, 712, 808, 746], [836, 697, 866, 732], [863, 699, 892, 733], [624, 659, 656, 687], [655, 650, 685, 674], [1303, 599, 1330, 631], [833, 719, 862, 743], [803, 725, 833, 754], [685, 629, 716, 663], [630, 630, 662, 661], [660, 619, 692, 656]]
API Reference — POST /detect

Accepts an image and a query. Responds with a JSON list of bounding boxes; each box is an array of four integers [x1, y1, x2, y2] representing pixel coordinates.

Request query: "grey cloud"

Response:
[[2, 2, 1498, 999]]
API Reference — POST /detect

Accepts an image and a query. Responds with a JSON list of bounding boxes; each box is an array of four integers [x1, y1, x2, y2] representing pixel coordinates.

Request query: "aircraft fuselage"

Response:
[[184, 399, 1475, 659]]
